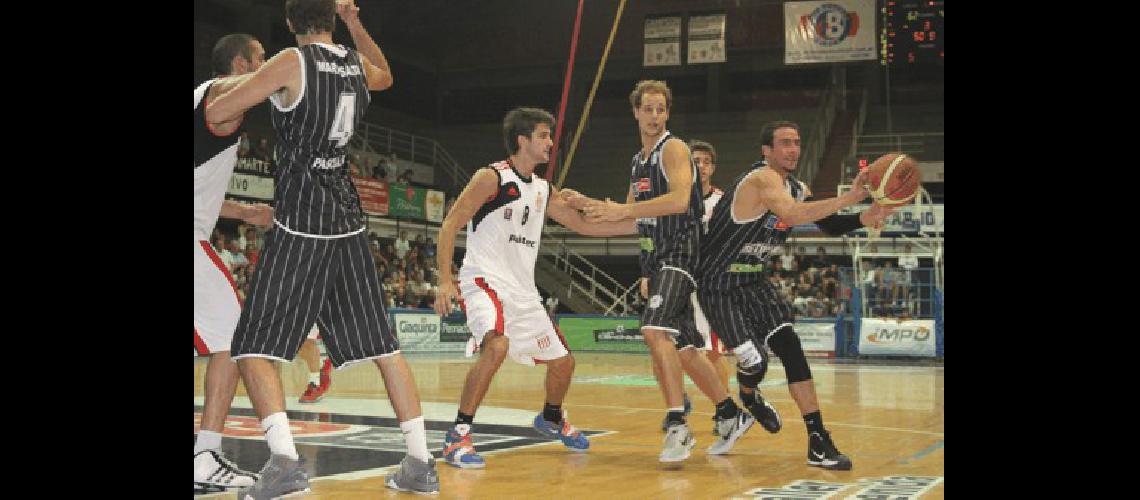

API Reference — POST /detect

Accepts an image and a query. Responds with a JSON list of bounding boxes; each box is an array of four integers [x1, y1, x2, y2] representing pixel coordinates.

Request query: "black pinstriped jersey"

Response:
[[631, 131, 704, 277], [698, 162, 806, 291], [269, 43, 371, 236]]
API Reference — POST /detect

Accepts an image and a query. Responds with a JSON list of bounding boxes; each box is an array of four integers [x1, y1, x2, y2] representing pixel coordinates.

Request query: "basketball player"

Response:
[[206, 0, 438, 496], [647, 139, 733, 433], [296, 326, 333, 403], [695, 121, 894, 471], [433, 107, 631, 468], [194, 32, 271, 494], [564, 80, 754, 462]]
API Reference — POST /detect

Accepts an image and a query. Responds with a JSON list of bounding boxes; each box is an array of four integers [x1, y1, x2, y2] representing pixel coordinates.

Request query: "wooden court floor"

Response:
[[194, 352, 944, 499]]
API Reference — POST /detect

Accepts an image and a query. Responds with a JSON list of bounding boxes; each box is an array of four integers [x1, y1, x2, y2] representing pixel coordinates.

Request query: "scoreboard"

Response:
[[881, 0, 944, 65]]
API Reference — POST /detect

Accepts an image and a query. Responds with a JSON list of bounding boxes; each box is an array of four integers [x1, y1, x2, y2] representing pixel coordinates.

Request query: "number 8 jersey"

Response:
[[458, 160, 551, 301], [269, 42, 371, 237]]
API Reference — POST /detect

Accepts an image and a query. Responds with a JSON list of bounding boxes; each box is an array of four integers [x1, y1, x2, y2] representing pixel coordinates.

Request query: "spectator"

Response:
[[227, 239, 249, 272], [545, 295, 559, 317], [780, 244, 797, 273], [254, 137, 272, 163], [396, 168, 414, 184], [394, 230, 411, 260], [880, 260, 897, 307], [212, 235, 234, 271], [348, 155, 361, 176], [423, 237, 437, 259], [238, 131, 251, 158]]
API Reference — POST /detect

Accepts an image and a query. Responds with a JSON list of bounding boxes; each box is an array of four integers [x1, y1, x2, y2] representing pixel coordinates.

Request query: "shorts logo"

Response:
[[636, 178, 651, 192], [649, 295, 663, 309], [504, 208, 513, 220], [537, 335, 551, 350]]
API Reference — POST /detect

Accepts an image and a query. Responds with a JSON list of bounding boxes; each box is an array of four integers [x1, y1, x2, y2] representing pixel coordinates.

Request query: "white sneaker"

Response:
[[707, 410, 755, 455], [195, 449, 259, 492], [659, 423, 696, 463]]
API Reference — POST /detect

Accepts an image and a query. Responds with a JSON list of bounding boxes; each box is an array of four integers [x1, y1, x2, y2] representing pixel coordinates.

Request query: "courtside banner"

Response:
[[557, 316, 646, 353], [425, 190, 445, 223], [796, 321, 836, 357], [842, 204, 943, 234], [226, 172, 275, 201], [785, 0, 877, 64], [352, 175, 389, 216], [389, 183, 426, 220], [858, 318, 936, 357], [393, 312, 448, 352]]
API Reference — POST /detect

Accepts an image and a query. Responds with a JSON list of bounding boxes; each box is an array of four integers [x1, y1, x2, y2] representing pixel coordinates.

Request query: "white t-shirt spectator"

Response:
[[395, 237, 410, 260], [899, 255, 919, 270], [780, 252, 796, 272]]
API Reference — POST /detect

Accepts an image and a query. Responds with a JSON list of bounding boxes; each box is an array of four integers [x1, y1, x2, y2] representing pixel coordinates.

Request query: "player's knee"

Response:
[[768, 325, 812, 383], [482, 333, 509, 360], [547, 353, 575, 374], [733, 340, 768, 389]]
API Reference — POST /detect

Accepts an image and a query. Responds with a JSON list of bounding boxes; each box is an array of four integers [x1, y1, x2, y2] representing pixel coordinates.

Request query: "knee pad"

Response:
[[733, 341, 768, 389], [767, 325, 812, 383]]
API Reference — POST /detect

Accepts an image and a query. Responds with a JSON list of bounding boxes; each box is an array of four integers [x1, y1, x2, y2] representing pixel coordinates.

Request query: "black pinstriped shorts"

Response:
[[696, 280, 794, 351], [641, 265, 704, 350], [230, 226, 399, 367]]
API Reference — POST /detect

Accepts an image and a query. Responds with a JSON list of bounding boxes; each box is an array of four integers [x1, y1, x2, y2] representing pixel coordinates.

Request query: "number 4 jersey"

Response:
[[269, 42, 371, 236], [458, 160, 551, 301]]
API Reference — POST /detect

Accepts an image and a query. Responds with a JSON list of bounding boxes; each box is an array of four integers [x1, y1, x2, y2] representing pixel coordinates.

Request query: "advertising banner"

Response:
[[557, 316, 646, 353], [389, 183, 426, 219], [352, 175, 389, 216], [858, 318, 936, 357], [785, 0, 877, 64], [644, 16, 682, 67], [795, 321, 836, 357], [688, 13, 726, 64]]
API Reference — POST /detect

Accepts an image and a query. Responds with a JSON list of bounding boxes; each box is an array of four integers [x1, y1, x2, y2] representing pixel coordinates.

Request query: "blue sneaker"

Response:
[[533, 411, 589, 451], [661, 393, 694, 432], [442, 423, 485, 469]]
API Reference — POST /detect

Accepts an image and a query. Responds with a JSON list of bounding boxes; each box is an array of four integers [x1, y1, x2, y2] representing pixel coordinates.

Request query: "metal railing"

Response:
[[855, 132, 944, 159], [541, 236, 629, 314], [840, 87, 871, 184], [349, 121, 470, 194]]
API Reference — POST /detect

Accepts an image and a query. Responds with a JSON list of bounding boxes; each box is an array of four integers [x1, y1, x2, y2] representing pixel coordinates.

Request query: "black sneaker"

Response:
[[807, 430, 852, 470], [740, 389, 782, 433]]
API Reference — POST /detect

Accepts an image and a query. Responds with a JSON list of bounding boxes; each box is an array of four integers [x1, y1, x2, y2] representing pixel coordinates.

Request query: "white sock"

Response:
[[261, 412, 299, 460], [309, 372, 320, 386], [400, 416, 431, 462], [194, 429, 223, 454]]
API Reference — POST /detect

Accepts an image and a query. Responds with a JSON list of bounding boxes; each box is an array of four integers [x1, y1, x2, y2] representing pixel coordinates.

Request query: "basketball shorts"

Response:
[[697, 280, 794, 351], [231, 227, 398, 368], [459, 277, 569, 367], [691, 292, 726, 354], [195, 239, 241, 355], [641, 265, 704, 350]]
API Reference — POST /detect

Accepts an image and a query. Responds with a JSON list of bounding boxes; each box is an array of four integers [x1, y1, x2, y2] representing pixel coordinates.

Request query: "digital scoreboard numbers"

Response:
[[881, 0, 944, 65]]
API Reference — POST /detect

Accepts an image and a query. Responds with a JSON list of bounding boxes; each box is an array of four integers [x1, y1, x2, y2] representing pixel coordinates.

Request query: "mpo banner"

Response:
[[389, 183, 426, 219], [858, 318, 936, 357], [556, 316, 645, 353], [352, 175, 389, 216], [785, 0, 877, 64], [795, 321, 836, 357]]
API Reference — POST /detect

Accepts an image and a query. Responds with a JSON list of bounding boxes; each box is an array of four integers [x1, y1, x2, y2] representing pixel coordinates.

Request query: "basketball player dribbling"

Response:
[[206, 0, 438, 496], [433, 107, 633, 469], [193, 32, 272, 494]]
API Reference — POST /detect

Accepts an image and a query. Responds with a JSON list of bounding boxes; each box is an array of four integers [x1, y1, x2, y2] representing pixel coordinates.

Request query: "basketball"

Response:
[[864, 153, 921, 205]]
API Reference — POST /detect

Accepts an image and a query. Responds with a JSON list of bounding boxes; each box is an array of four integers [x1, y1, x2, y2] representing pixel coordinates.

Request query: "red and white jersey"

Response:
[[702, 187, 724, 225], [458, 160, 550, 301], [194, 78, 241, 240]]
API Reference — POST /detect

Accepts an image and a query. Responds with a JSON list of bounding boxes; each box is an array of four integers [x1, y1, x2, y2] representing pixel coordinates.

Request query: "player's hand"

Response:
[[560, 188, 591, 211], [435, 280, 460, 317], [336, 0, 360, 23], [860, 202, 895, 228], [584, 198, 630, 222], [639, 277, 649, 299], [244, 204, 274, 226], [845, 169, 870, 203]]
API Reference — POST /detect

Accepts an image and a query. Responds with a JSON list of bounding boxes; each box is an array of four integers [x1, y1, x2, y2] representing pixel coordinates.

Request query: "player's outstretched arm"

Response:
[[814, 202, 895, 236], [337, 0, 393, 91], [547, 185, 636, 236], [753, 168, 870, 226], [219, 200, 275, 226], [433, 169, 498, 316], [206, 49, 300, 126], [581, 139, 695, 222]]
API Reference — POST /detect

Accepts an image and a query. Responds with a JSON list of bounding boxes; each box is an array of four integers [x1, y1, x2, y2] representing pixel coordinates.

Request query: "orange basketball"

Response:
[[864, 153, 921, 205]]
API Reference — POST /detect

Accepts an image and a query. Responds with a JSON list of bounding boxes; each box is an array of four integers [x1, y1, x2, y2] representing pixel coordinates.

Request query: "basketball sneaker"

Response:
[[707, 409, 755, 455], [298, 382, 327, 404], [741, 389, 782, 433], [659, 423, 696, 463], [319, 357, 333, 390], [807, 430, 853, 471], [532, 411, 589, 451], [442, 423, 485, 469], [237, 454, 310, 500], [194, 449, 258, 493], [386, 454, 440, 495], [660, 393, 693, 432]]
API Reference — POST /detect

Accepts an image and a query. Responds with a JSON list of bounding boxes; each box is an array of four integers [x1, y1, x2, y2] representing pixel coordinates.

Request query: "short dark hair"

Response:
[[502, 107, 555, 155], [286, 0, 336, 35], [211, 33, 255, 76], [689, 140, 716, 163], [629, 80, 672, 110], [759, 120, 801, 149]]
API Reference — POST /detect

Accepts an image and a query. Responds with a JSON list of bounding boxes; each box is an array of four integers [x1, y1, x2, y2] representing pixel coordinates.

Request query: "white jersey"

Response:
[[194, 78, 241, 240], [702, 187, 724, 225], [458, 160, 549, 301]]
